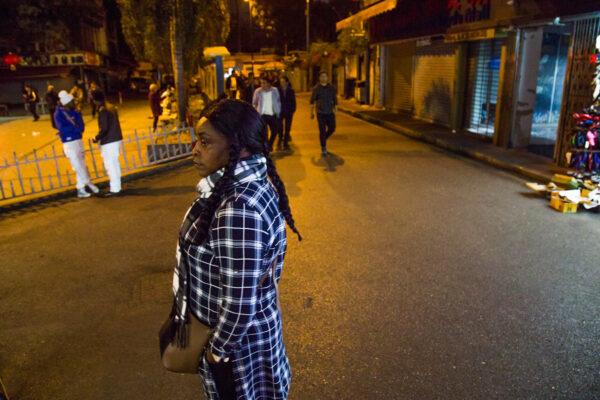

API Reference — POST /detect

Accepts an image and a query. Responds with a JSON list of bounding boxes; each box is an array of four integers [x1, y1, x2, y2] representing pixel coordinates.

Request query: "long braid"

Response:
[[196, 145, 241, 241], [266, 156, 302, 241]]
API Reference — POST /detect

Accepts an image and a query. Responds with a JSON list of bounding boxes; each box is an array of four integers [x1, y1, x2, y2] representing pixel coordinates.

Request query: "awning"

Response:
[[336, 0, 398, 31]]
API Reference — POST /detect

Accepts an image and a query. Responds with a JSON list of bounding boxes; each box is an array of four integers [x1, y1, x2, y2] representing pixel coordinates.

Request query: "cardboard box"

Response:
[[550, 196, 578, 213]]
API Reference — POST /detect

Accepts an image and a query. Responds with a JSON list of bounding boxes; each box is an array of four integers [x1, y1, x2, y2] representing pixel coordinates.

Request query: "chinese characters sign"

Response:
[[448, 0, 491, 26]]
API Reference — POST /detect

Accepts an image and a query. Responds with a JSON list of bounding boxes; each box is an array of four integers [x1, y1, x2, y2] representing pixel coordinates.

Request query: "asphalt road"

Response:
[[1, 95, 599, 399]]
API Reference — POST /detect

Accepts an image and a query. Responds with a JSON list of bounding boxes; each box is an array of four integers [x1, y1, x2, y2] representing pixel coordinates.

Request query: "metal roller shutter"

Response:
[[464, 39, 503, 137], [384, 42, 415, 112], [413, 42, 457, 126]]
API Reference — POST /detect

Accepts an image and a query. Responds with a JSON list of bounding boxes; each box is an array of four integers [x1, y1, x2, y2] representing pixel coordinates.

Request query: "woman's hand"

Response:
[[206, 349, 229, 364]]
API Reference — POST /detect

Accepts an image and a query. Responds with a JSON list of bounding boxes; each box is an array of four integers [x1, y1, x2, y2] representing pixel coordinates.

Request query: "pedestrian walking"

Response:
[[92, 91, 123, 197], [70, 84, 84, 112], [148, 83, 162, 131], [252, 77, 282, 151], [45, 85, 59, 128], [23, 84, 40, 121], [172, 99, 301, 400], [225, 70, 241, 100], [242, 73, 258, 104], [88, 82, 102, 118], [310, 71, 338, 157], [278, 76, 296, 150], [54, 90, 100, 198]]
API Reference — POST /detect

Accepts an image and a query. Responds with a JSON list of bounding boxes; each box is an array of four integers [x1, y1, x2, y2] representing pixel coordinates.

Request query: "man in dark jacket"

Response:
[[278, 76, 296, 150], [310, 71, 337, 157], [88, 82, 102, 118], [45, 85, 59, 128], [242, 73, 258, 104], [92, 91, 124, 196], [23, 84, 40, 121]]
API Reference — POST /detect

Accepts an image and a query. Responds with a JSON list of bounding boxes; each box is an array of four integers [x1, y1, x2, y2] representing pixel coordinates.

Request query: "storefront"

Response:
[[382, 41, 415, 113], [413, 40, 457, 126], [463, 38, 504, 137]]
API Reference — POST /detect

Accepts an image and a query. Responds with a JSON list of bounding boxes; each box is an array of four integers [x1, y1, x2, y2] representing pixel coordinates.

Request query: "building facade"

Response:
[[0, 0, 135, 106], [338, 0, 600, 166]]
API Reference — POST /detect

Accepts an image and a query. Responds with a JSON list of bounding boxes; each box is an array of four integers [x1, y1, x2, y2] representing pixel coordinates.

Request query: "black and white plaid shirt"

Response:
[[180, 155, 291, 400]]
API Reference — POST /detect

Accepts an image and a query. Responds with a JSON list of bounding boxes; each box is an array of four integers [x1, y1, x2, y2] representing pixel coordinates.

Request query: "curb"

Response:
[[339, 107, 553, 183], [0, 157, 192, 213]]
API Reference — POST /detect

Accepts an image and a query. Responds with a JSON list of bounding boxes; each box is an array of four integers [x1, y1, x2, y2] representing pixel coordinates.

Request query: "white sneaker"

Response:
[[77, 188, 91, 198], [87, 183, 100, 194]]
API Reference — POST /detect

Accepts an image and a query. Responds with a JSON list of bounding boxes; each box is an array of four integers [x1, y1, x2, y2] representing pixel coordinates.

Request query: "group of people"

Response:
[[49, 84, 124, 198], [225, 69, 338, 156], [23, 82, 102, 127]]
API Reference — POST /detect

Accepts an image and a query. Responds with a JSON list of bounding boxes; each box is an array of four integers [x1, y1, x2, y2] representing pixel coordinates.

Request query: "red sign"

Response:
[[449, 0, 491, 26], [2, 53, 21, 66]]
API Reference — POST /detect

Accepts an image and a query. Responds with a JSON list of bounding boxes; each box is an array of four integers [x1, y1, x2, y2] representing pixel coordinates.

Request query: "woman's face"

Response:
[[192, 118, 231, 177]]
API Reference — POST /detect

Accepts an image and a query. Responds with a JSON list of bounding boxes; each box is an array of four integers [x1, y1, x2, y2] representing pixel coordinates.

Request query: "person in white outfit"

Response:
[[54, 91, 100, 198], [92, 91, 123, 197]]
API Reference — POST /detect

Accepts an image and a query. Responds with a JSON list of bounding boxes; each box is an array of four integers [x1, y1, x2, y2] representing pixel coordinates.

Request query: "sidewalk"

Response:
[[338, 99, 567, 183]]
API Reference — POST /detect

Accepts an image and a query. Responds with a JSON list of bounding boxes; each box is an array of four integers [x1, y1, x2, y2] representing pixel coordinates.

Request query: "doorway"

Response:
[[529, 25, 571, 158]]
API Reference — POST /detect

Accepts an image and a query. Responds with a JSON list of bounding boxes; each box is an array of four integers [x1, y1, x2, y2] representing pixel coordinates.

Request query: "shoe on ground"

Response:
[[77, 188, 91, 198], [87, 183, 100, 194], [102, 191, 122, 198], [321, 147, 328, 157]]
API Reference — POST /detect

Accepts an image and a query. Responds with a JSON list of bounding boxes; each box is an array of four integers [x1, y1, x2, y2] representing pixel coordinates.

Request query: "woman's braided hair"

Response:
[[196, 99, 302, 242]]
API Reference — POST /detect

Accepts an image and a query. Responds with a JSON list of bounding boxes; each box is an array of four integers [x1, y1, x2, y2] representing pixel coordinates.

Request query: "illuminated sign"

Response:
[[445, 28, 496, 42], [448, 0, 491, 26]]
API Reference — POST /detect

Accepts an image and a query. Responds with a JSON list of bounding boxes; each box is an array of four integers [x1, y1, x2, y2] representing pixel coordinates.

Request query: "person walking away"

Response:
[[148, 83, 162, 131], [225, 71, 241, 100], [45, 85, 59, 128], [24, 84, 40, 121], [54, 90, 100, 198], [252, 77, 282, 151], [175, 99, 301, 399], [92, 91, 123, 197], [310, 71, 338, 157], [242, 73, 258, 104], [278, 76, 296, 150], [88, 82, 102, 118], [70, 84, 84, 112]]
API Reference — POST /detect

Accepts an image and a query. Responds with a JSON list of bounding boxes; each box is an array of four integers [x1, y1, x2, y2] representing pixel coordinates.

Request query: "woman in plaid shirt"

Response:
[[176, 99, 301, 399]]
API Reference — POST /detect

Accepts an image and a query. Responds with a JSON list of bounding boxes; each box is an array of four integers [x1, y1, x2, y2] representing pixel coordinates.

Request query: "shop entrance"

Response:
[[529, 25, 571, 157], [511, 24, 572, 157], [464, 39, 503, 137]]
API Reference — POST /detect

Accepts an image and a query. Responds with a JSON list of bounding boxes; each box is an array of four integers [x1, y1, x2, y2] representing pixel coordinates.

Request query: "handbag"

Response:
[[159, 305, 212, 373], [159, 255, 279, 374]]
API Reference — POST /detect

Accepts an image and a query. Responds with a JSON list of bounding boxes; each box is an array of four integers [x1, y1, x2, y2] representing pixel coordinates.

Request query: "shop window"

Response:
[[529, 31, 570, 155], [464, 39, 502, 137]]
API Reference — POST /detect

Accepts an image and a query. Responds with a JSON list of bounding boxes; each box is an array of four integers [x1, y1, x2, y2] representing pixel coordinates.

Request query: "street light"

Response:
[[306, 0, 310, 52], [243, 0, 255, 74]]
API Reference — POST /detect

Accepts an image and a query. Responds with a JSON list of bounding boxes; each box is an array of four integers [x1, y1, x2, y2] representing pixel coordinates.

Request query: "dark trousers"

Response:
[[263, 114, 281, 150], [28, 102, 39, 121], [49, 107, 57, 128], [281, 113, 294, 147], [91, 102, 97, 118], [317, 113, 336, 148], [209, 361, 236, 400], [152, 115, 159, 131]]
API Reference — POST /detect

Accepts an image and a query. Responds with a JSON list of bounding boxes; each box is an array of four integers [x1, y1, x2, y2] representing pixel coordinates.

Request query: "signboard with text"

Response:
[[448, 0, 491, 26]]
